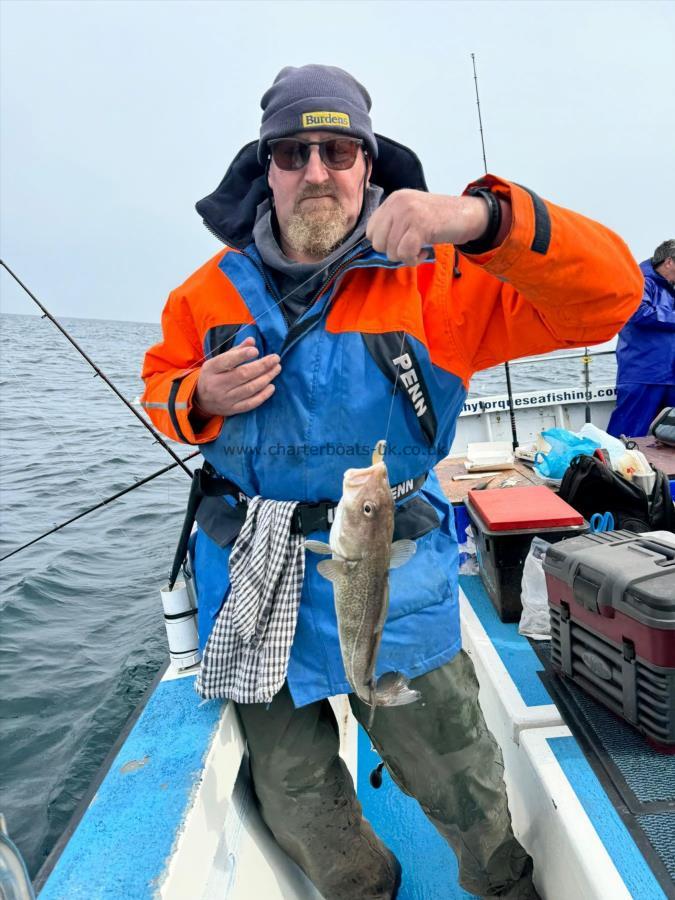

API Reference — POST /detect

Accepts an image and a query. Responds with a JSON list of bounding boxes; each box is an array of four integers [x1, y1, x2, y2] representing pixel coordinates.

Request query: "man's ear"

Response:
[[265, 156, 275, 207], [363, 151, 373, 188]]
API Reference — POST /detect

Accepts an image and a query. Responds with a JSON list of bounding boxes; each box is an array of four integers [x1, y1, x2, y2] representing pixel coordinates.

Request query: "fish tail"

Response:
[[374, 672, 420, 708]]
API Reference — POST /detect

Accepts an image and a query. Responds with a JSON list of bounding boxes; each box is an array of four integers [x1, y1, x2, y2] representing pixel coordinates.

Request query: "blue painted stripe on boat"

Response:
[[459, 574, 553, 708], [548, 735, 667, 900], [356, 726, 477, 899], [39, 677, 222, 900]]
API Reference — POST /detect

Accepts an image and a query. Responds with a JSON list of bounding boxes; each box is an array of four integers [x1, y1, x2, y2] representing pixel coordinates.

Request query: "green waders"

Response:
[[236, 650, 539, 900]]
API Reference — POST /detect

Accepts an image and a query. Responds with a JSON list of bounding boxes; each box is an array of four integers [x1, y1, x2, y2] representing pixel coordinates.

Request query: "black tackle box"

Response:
[[544, 529, 675, 752], [466, 486, 588, 622]]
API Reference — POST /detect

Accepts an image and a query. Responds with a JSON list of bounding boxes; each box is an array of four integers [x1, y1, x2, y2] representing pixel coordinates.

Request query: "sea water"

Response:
[[0, 312, 617, 877]]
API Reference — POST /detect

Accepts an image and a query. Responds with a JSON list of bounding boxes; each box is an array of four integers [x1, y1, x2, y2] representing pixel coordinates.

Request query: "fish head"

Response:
[[330, 461, 394, 559]]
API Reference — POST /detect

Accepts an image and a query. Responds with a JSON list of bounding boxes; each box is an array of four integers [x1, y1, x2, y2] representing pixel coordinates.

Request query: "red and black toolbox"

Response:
[[466, 486, 587, 622], [544, 530, 675, 752]]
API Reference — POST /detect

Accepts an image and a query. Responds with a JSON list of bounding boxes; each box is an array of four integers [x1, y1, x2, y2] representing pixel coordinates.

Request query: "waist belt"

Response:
[[168, 463, 429, 589]]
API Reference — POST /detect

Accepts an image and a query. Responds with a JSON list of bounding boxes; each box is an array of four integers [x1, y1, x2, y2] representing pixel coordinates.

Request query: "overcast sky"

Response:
[[1, 0, 673, 323]]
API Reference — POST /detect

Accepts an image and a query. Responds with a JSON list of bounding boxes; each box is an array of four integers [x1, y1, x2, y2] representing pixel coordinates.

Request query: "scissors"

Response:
[[590, 511, 615, 533]]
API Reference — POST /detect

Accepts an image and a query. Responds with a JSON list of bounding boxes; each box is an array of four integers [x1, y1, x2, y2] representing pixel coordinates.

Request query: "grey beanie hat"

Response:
[[258, 64, 378, 164], [652, 239, 675, 267]]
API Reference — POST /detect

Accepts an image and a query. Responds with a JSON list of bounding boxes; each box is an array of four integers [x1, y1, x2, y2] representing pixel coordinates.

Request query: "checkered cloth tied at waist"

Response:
[[196, 496, 305, 704]]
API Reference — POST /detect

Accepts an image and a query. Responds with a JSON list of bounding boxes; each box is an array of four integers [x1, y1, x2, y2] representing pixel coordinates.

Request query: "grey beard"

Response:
[[285, 206, 350, 259]]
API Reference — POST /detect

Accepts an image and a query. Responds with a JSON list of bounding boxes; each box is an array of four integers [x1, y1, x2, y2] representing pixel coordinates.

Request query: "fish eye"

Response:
[[363, 501, 375, 516]]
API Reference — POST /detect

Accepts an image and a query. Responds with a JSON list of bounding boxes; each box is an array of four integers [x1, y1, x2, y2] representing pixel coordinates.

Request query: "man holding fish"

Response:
[[142, 65, 642, 899]]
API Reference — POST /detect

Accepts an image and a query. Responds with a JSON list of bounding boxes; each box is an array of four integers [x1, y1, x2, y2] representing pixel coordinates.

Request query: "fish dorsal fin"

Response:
[[316, 559, 350, 582], [305, 540, 332, 555], [389, 539, 417, 569]]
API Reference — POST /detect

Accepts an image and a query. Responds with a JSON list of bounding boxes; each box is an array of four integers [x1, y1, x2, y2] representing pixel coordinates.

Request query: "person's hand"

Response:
[[366, 190, 493, 266], [193, 337, 281, 418]]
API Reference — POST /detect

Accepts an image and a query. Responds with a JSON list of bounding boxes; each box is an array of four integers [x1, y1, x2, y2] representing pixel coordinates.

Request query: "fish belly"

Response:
[[333, 563, 388, 701]]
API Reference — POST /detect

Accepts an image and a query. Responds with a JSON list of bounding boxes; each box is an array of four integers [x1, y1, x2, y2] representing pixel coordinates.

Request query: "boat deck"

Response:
[[359, 574, 671, 899], [36, 572, 673, 899], [36, 444, 675, 899]]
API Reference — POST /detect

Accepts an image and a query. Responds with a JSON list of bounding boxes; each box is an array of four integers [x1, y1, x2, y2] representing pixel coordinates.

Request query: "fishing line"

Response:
[[470, 53, 519, 451], [0, 451, 200, 563], [2, 375, 189, 563], [0, 259, 193, 477], [177, 238, 372, 374], [153, 162, 377, 371], [382, 330, 408, 452]]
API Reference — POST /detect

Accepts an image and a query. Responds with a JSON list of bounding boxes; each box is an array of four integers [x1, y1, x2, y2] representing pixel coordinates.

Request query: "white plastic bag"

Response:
[[518, 537, 552, 639], [459, 525, 479, 575], [577, 423, 627, 468]]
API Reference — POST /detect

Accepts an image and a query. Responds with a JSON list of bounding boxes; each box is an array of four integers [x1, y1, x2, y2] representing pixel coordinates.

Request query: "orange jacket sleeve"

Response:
[[141, 289, 224, 444], [141, 249, 256, 444], [441, 175, 644, 382]]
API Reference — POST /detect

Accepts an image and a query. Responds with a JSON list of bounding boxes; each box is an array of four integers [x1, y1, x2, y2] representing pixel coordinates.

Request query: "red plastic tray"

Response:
[[467, 485, 583, 531]]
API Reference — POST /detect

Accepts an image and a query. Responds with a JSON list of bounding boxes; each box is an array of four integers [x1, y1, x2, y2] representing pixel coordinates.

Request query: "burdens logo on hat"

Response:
[[301, 111, 351, 129]]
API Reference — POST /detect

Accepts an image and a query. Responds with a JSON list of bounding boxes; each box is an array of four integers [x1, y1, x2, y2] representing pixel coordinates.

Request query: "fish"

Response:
[[306, 453, 419, 726]]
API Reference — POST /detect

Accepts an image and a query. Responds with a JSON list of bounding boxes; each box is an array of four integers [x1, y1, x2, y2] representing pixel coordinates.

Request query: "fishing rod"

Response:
[[0, 259, 193, 477], [583, 346, 592, 423], [0, 451, 199, 563], [470, 53, 519, 452]]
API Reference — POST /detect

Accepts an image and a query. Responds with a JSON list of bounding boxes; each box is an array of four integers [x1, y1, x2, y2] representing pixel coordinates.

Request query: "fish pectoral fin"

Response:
[[389, 539, 417, 569], [316, 559, 348, 581], [305, 540, 332, 555]]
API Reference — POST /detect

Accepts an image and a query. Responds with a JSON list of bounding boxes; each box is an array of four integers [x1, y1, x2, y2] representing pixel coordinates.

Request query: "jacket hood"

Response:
[[640, 259, 657, 279], [641, 258, 675, 292], [195, 134, 428, 250]]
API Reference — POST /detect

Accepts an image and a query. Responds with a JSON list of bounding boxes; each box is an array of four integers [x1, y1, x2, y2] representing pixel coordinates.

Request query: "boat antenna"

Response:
[[0, 259, 193, 477], [470, 54, 519, 452]]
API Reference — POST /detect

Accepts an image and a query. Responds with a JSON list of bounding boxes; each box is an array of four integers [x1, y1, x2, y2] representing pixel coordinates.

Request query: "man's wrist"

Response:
[[457, 189, 503, 254], [189, 389, 213, 431]]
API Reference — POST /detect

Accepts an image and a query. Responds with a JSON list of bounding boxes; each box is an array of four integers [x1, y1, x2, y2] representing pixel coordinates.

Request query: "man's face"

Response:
[[267, 130, 371, 261]]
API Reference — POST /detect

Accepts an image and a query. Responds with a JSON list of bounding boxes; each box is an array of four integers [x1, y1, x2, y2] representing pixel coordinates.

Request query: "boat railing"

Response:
[[458, 347, 618, 447], [497, 349, 615, 368]]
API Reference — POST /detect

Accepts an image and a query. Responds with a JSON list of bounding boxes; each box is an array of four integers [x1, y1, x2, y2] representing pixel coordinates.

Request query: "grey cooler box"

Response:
[[543, 530, 675, 752]]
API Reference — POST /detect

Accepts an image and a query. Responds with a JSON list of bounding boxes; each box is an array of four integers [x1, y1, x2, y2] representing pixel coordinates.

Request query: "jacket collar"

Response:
[[195, 134, 428, 250], [640, 258, 675, 294]]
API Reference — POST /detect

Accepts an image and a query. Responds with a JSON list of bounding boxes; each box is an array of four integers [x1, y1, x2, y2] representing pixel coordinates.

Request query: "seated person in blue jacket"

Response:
[[608, 239, 675, 438]]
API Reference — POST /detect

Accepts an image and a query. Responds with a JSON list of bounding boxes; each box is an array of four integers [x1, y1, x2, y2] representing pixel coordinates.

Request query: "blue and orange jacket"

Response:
[[142, 139, 642, 707], [615, 259, 675, 385]]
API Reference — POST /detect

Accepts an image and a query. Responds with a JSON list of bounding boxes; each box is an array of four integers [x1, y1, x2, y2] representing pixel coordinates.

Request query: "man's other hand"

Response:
[[193, 337, 281, 418], [366, 190, 508, 266]]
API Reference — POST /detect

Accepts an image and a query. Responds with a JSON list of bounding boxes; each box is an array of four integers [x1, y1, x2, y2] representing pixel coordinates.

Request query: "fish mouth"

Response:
[[343, 461, 387, 489]]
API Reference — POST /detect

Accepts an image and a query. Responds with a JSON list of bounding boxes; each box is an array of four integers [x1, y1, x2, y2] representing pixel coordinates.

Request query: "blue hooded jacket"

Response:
[[615, 260, 675, 385], [142, 140, 643, 708]]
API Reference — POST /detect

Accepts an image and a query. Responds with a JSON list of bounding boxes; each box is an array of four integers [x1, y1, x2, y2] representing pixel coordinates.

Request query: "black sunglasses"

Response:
[[269, 137, 364, 171]]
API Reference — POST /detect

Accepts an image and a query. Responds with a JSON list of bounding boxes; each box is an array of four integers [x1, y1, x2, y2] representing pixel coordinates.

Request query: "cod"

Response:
[[307, 454, 420, 725]]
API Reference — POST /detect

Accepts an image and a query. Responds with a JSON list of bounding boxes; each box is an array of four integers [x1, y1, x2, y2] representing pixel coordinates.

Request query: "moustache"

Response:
[[295, 185, 339, 206]]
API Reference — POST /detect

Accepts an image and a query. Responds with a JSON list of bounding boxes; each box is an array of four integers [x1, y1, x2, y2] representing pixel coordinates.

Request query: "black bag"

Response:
[[650, 406, 675, 447], [558, 454, 674, 533]]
